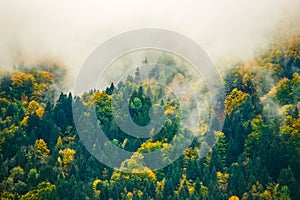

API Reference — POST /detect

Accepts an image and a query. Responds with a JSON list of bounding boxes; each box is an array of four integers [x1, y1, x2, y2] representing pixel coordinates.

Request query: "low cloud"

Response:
[[0, 0, 299, 86]]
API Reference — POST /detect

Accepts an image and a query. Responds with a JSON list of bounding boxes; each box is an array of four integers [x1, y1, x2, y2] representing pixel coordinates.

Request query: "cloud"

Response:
[[0, 0, 299, 83]]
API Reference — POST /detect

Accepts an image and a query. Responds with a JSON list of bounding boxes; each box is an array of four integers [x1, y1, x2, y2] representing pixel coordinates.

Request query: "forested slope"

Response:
[[0, 35, 300, 199]]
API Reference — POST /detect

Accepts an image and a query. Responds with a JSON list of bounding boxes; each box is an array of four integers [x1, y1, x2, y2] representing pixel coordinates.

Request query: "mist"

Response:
[[0, 0, 300, 88]]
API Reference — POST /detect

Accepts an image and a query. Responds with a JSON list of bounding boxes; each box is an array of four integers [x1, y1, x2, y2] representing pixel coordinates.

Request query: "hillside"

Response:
[[0, 35, 300, 200]]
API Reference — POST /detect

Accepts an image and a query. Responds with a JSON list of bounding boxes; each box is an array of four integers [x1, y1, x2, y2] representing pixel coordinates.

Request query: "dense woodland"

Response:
[[0, 35, 300, 200]]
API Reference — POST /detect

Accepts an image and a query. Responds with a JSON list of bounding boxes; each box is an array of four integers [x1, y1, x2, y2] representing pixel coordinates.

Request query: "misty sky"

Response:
[[0, 0, 300, 79]]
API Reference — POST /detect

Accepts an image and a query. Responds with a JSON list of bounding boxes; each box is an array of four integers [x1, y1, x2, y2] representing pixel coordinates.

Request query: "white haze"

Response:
[[0, 0, 300, 87]]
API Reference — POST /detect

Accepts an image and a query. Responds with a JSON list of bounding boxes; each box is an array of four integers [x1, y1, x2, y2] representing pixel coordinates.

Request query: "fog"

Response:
[[0, 0, 300, 85]]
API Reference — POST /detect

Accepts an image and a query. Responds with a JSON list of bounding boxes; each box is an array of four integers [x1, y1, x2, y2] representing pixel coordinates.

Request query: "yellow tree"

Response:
[[28, 100, 39, 114], [225, 88, 250, 115], [58, 148, 76, 174], [20, 181, 56, 200], [34, 139, 50, 163], [11, 72, 35, 100], [35, 107, 45, 119]]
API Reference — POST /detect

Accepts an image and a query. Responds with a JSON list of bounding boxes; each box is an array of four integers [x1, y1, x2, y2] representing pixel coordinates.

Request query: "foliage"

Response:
[[0, 34, 300, 199]]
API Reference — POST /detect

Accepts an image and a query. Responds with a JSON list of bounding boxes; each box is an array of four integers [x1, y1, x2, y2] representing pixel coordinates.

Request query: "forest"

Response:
[[0, 34, 300, 200]]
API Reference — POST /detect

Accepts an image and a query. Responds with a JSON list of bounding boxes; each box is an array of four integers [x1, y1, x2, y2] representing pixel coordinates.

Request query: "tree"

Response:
[[20, 181, 56, 200], [34, 139, 50, 164], [228, 196, 239, 200], [135, 67, 141, 83], [10, 166, 24, 182], [210, 132, 227, 172], [10, 72, 35, 100], [58, 148, 76, 174], [225, 88, 250, 115], [178, 180, 190, 200], [105, 82, 114, 95], [27, 168, 39, 188], [54, 92, 73, 131]]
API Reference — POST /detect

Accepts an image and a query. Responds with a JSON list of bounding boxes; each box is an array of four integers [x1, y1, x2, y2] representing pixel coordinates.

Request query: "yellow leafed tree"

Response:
[[229, 196, 239, 200], [28, 100, 39, 114], [59, 148, 76, 173], [35, 107, 45, 118], [34, 139, 50, 163]]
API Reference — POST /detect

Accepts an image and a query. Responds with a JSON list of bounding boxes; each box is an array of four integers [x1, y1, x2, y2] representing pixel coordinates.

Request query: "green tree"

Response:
[[20, 181, 56, 200]]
